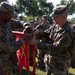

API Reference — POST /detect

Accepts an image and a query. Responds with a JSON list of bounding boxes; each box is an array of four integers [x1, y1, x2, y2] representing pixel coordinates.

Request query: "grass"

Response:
[[20, 67, 75, 75], [21, 67, 46, 75], [69, 68, 75, 75]]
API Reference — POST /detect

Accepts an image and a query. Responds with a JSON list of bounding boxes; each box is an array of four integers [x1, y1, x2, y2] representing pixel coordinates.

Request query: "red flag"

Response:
[[12, 31, 36, 75], [32, 46, 36, 75], [12, 31, 30, 73]]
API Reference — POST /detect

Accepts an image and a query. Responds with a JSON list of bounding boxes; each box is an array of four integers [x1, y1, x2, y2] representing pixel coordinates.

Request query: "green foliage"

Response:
[[0, 0, 7, 3], [68, 18, 75, 24], [25, 16, 34, 22], [14, 0, 54, 17], [58, 0, 75, 15], [68, 1, 75, 15], [60, 0, 68, 5]]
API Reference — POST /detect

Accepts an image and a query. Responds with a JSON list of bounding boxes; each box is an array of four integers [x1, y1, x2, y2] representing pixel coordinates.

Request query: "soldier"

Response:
[[23, 22, 30, 28], [44, 53, 52, 75], [11, 11, 18, 20], [34, 17, 39, 28], [70, 25, 75, 68], [18, 15, 25, 24], [31, 5, 73, 75], [9, 12, 24, 75], [29, 20, 34, 28], [9, 19, 24, 31], [0, 1, 33, 75], [36, 15, 51, 71]]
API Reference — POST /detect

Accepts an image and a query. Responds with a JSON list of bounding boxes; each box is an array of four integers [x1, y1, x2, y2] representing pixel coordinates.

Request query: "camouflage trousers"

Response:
[[0, 58, 12, 75], [46, 57, 71, 75], [12, 52, 20, 75]]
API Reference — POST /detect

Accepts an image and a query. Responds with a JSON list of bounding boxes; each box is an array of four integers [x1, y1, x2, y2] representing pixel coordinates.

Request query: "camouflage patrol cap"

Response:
[[50, 5, 67, 18], [42, 15, 48, 20], [0, 1, 15, 16], [23, 22, 30, 27], [35, 17, 39, 20], [29, 20, 34, 24]]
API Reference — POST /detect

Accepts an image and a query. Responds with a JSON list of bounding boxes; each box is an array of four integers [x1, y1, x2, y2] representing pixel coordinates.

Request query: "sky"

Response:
[[8, 0, 16, 5], [47, 0, 61, 6]]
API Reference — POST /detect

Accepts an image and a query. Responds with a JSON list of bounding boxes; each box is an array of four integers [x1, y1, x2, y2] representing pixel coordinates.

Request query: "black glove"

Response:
[[23, 26, 34, 41], [23, 26, 33, 34]]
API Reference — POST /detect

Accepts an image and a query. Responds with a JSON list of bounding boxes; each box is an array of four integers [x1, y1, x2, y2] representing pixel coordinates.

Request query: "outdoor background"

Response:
[[0, 0, 75, 75], [1, 0, 75, 23]]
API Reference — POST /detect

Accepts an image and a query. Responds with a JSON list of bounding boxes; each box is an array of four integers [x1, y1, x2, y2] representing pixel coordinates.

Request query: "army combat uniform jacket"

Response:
[[36, 22, 51, 71], [0, 20, 26, 75], [37, 22, 73, 75]]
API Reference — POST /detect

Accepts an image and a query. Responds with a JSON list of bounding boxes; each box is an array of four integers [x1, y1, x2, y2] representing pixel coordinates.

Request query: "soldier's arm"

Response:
[[0, 29, 13, 52], [0, 24, 33, 54], [12, 27, 34, 52], [0, 30, 33, 53], [35, 26, 51, 40], [10, 19, 23, 30], [37, 31, 72, 55]]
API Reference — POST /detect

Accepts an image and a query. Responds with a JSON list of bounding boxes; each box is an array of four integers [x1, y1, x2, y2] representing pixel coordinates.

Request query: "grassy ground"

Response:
[[69, 68, 75, 75], [20, 67, 75, 75]]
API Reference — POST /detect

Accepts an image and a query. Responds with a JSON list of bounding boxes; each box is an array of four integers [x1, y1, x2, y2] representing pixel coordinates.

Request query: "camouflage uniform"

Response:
[[70, 25, 75, 68], [44, 54, 52, 75], [0, 2, 31, 75], [36, 18, 51, 71], [34, 17, 39, 28], [8, 20, 24, 75], [36, 5, 73, 75], [9, 19, 24, 31], [37, 22, 72, 75]]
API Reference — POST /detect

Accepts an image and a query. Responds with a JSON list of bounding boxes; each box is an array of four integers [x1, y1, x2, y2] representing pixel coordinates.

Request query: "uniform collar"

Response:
[[55, 22, 70, 32]]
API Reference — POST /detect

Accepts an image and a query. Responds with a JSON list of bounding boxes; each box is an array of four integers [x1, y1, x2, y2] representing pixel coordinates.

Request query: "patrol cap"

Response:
[[18, 15, 24, 20], [35, 17, 39, 20], [23, 22, 30, 27], [42, 15, 48, 20], [50, 5, 67, 18], [29, 20, 34, 24], [0, 1, 15, 16]]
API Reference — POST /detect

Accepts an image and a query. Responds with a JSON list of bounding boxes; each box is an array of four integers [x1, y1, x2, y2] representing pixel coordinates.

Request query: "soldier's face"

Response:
[[1, 11, 12, 22], [52, 15, 62, 24]]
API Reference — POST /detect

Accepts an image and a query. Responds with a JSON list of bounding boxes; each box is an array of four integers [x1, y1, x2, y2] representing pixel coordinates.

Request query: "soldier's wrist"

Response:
[[38, 30, 43, 35], [23, 34, 28, 41]]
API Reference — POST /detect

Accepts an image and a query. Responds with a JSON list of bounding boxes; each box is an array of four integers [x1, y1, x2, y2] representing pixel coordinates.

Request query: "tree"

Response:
[[60, 0, 68, 5], [14, 0, 54, 17], [58, 0, 75, 15], [0, 0, 8, 3], [68, 0, 75, 15], [37, 0, 54, 16]]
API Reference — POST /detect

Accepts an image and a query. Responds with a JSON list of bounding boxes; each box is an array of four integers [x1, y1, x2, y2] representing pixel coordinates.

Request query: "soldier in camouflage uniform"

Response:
[[34, 17, 39, 28], [9, 12, 24, 32], [0, 2, 33, 75], [32, 5, 73, 75], [8, 12, 24, 75], [36, 15, 51, 71]]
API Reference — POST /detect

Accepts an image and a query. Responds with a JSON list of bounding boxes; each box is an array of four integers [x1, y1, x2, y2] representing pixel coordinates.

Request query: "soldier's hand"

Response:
[[32, 28, 39, 35], [23, 26, 33, 34], [29, 37, 37, 46], [23, 26, 34, 41], [24, 34, 34, 42]]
